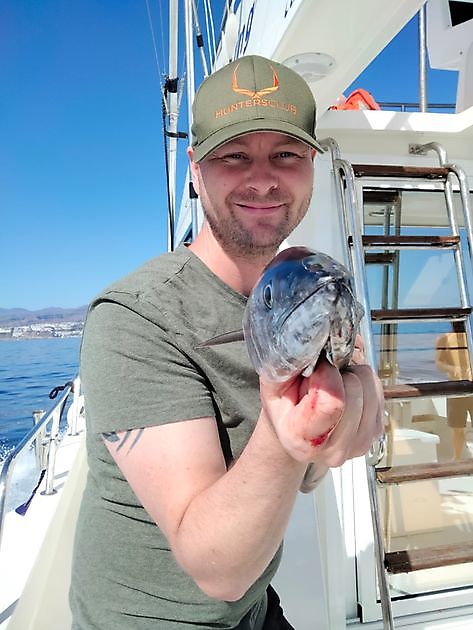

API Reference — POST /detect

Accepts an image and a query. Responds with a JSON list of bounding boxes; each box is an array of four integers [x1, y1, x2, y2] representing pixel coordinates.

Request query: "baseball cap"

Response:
[[191, 54, 324, 162]]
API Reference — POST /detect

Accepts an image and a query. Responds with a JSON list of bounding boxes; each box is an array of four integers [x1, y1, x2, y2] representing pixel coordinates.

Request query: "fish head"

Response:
[[243, 247, 364, 382], [322, 282, 365, 368]]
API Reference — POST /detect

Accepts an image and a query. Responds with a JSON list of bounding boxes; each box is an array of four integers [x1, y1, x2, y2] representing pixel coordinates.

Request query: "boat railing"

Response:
[[0, 376, 83, 552], [378, 101, 456, 112]]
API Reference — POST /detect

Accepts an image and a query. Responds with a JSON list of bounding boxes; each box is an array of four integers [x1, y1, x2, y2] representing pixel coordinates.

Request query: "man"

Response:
[[70, 55, 383, 629]]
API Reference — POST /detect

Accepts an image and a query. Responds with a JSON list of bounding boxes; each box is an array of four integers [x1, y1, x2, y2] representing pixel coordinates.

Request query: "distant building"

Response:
[[0, 321, 83, 340]]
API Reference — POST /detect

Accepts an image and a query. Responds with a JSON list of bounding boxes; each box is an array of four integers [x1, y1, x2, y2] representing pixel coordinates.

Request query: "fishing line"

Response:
[[145, 0, 183, 249], [144, 0, 164, 86], [202, 0, 216, 65], [204, 0, 217, 66], [156, 0, 167, 76]]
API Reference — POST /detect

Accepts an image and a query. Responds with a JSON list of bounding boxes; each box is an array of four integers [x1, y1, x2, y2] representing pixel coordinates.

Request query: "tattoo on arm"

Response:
[[102, 428, 145, 453], [102, 432, 119, 442]]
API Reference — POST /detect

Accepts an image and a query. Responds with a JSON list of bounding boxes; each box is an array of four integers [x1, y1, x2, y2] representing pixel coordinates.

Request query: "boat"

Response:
[[1, 1, 473, 628], [0, 379, 85, 630]]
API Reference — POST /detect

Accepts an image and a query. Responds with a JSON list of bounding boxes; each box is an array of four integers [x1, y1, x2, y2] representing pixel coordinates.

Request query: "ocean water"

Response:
[[0, 325, 451, 461], [0, 327, 446, 457], [371, 324, 454, 384], [0, 337, 81, 460], [0, 327, 451, 511], [0, 326, 447, 454]]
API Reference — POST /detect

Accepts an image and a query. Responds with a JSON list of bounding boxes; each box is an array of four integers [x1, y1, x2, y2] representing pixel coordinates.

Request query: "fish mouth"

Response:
[[277, 277, 343, 332], [275, 278, 353, 376]]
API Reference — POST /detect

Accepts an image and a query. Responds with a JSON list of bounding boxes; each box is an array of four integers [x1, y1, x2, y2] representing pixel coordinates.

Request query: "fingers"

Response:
[[373, 368, 386, 435], [314, 364, 384, 467], [259, 358, 384, 467], [293, 361, 345, 448], [259, 360, 346, 463], [312, 368, 363, 467], [354, 363, 384, 438], [350, 333, 385, 435]]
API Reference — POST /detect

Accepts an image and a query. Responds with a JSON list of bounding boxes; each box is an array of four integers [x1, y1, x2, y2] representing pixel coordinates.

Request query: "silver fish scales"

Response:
[[199, 246, 364, 382]]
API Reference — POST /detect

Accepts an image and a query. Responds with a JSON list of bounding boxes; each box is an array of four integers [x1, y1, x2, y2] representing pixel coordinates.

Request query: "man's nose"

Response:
[[245, 159, 279, 194]]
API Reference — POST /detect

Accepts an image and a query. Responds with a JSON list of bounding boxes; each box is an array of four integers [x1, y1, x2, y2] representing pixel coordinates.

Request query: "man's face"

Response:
[[189, 132, 315, 258]]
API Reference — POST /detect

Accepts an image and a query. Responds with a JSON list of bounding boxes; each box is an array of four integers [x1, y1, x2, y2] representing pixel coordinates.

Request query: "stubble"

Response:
[[203, 190, 312, 259]]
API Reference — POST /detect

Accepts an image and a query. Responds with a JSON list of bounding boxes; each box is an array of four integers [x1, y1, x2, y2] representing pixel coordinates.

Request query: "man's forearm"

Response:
[[172, 411, 306, 601]]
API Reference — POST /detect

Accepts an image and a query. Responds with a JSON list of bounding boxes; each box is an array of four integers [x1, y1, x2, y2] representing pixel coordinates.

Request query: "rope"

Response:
[[49, 380, 74, 400]]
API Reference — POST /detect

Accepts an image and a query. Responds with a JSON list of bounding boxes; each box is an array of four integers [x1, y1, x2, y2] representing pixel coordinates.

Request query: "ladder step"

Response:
[[376, 460, 473, 484], [384, 379, 473, 400], [352, 164, 449, 180], [371, 307, 471, 323], [365, 252, 395, 264], [359, 235, 460, 249], [385, 543, 473, 574], [363, 189, 400, 205]]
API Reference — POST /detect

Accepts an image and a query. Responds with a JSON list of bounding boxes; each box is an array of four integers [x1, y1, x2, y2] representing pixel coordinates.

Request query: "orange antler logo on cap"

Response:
[[232, 63, 279, 98]]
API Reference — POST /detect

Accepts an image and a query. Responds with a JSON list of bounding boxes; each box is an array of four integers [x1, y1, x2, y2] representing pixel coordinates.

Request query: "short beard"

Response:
[[203, 194, 312, 259], [204, 210, 283, 259]]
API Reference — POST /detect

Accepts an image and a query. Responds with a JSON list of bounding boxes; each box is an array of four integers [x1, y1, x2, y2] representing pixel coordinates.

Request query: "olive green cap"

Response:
[[191, 55, 323, 162]]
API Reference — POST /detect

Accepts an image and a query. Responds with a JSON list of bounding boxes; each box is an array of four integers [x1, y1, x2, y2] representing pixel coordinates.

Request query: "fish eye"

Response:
[[263, 283, 273, 309], [302, 257, 323, 273]]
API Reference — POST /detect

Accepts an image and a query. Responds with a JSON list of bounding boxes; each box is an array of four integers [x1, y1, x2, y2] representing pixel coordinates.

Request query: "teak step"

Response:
[[385, 543, 473, 574], [371, 307, 471, 323], [358, 235, 460, 249], [363, 189, 400, 205], [376, 460, 473, 484], [352, 164, 449, 180], [365, 252, 396, 265], [383, 379, 473, 401]]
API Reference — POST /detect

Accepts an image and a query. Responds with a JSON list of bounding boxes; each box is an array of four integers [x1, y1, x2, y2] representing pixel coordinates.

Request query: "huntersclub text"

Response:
[[215, 99, 297, 118]]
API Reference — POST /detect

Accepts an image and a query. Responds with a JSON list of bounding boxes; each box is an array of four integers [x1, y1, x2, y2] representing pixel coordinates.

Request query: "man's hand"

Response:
[[259, 356, 384, 466]]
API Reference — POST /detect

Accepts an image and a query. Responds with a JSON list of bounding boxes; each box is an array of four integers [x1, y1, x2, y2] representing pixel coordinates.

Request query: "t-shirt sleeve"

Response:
[[80, 300, 216, 434]]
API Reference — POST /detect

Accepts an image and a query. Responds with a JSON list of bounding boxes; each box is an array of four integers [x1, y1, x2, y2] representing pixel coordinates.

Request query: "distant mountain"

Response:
[[0, 306, 88, 327]]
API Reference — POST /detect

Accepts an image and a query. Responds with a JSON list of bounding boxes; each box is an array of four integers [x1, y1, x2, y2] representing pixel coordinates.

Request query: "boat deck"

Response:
[[0, 423, 85, 629]]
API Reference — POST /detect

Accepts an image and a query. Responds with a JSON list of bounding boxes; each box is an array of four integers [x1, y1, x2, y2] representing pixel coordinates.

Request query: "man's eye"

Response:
[[222, 153, 245, 160], [278, 151, 298, 158], [210, 151, 246, 162]]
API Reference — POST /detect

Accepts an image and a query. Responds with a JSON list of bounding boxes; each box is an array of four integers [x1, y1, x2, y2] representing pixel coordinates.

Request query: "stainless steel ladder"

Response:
[[321, 138, 473, 629]]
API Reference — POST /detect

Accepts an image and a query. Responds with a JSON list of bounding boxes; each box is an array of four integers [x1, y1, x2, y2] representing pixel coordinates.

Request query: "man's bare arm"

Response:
[[104, 360, 383, 601], [104, 411, 305, 601]]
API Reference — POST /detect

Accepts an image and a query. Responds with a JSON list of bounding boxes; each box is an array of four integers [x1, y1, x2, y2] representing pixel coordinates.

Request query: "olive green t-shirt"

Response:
[[70, 246, 282, 629]]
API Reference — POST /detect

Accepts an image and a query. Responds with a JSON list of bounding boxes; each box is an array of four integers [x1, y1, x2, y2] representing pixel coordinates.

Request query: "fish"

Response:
[[198, 246, 364, 382]]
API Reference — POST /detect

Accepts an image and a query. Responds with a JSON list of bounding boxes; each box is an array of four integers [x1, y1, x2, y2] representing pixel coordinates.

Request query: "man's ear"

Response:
[[187, 146, 200, 196]]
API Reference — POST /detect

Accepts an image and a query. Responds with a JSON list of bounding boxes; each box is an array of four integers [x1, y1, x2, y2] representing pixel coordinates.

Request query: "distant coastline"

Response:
[[0, 305, 87, 340], [0, 322, 84, 340]]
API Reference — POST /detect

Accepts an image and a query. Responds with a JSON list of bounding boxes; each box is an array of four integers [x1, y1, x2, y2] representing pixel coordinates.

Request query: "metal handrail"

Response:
[[410, 143, 473, 402], [327, 136, 473, 629], [0, 379, 77, 552], [322, 136, 394, 628], [378, 102, 455, 112]]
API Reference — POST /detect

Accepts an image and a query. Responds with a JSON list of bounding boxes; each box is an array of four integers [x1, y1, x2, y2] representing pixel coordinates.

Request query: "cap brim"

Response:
[[192, 118, 325, 162]]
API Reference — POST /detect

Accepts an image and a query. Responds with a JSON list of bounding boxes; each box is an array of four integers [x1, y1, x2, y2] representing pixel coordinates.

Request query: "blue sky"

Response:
[[1, 3, 458, 310]]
